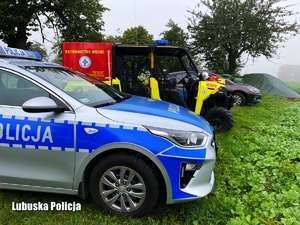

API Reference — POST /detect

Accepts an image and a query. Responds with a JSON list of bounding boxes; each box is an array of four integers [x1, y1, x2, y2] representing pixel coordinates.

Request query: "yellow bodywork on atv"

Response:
[[149, 77, 161, 100], [103, 78, 122, 92], [194, 80, 226, 115], [148, 76, 227, 116], [105, 76, 227, 118]]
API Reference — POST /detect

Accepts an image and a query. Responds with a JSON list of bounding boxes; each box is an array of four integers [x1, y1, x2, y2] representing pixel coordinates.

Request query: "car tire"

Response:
[[233, 92, 246, 106], [203, 106, 233, 133], [89, 153, 159, 218]]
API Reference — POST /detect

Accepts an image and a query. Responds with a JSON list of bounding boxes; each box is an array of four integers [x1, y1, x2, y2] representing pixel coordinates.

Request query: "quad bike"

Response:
[[62, 41, 234, 132], [176, 73, 234, 132], [110, 43, 234, 132]]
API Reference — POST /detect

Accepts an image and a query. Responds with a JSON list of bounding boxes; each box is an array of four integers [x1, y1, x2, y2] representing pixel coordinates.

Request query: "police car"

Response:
[[0, 46, 216, 217]]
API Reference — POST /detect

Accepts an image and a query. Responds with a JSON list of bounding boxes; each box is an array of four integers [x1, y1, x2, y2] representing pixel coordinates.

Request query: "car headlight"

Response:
[[246, 86, 260, 93], [145, 126, 208, 148]]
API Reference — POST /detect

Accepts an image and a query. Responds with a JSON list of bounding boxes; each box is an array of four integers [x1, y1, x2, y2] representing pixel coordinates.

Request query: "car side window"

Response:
[[0, 70, 49, 106]]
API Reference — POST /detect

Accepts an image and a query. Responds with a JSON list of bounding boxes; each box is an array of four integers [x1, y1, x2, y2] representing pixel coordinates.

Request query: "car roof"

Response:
[[0, 46, 61, 68], [168, 71, 187, 75], [0, 58, 61, 67]]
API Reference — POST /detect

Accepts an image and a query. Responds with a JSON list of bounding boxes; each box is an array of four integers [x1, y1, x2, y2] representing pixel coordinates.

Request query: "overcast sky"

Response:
[[101, 0, 300, 76], [1, 0, 299, 76]]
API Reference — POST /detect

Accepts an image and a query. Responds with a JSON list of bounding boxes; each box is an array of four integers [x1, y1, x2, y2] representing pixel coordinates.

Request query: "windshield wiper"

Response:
[[116, 97, 127, 103], [93, 94, 131, 108], [115, 94, 132, 103], [93, 102, 116, 108]]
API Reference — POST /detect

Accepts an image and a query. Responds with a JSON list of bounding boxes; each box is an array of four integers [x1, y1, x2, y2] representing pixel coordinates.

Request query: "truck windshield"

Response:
[[23, 66, 130, 107]]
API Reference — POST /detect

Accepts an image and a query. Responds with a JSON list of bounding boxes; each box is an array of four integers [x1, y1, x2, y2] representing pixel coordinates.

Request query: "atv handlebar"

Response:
[[177, 73, 192, 85]]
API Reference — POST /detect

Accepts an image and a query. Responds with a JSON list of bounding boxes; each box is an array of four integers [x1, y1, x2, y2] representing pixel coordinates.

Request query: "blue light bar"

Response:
[[156, 40, 169, 46], [0, 46, 42, 60]]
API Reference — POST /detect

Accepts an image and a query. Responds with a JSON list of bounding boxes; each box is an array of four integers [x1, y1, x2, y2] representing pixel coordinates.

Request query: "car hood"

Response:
[[238, 83, 255, 88], [97, 96, 212, 133], [227, 83, 261, 93]]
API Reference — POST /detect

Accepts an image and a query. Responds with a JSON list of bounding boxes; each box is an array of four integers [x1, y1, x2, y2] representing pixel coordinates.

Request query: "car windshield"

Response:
[[23, 66, 130, 107]]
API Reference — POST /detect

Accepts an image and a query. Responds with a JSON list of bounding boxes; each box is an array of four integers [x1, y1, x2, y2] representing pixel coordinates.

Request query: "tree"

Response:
[[159, 20, 193, 73], [278, 64, 300, 81], [113, 26, 154, 77], [28, 41, 49, 61], [187, 0, 300, 75], [105, 28, 123, 43], [121, 26, 154, 45], [160, 20, 189, 47], [0, 0, 108, 49]]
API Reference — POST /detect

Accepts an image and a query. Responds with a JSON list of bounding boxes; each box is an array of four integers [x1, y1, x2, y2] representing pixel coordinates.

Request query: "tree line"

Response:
[[0, 0, 299, 75]]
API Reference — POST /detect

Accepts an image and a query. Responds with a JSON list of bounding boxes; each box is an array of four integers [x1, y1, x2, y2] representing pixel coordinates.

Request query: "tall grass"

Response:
[[1, 96, 300, 225]]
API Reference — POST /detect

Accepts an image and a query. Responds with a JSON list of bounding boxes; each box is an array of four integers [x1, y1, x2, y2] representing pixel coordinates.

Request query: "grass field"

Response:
[[286, 81, 300, 92], [1, 95, 300, 225]]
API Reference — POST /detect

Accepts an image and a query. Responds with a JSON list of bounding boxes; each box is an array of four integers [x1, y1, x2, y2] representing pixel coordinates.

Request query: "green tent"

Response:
[[242, 73, 300, 98], [220, 74, 243, 83]]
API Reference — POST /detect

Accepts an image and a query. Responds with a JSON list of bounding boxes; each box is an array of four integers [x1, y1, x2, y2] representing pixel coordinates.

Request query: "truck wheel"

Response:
[[233, 92, 246, 106], [89, 153, 159, 218], [203, 107, 233, 133]]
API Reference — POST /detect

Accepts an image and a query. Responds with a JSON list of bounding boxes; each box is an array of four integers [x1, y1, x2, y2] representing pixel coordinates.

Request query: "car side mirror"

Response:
[[22, 97, 64, 113]]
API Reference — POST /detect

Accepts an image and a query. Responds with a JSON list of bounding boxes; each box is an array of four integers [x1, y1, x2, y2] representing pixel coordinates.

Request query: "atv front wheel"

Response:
[[203, 107, 233, 133]]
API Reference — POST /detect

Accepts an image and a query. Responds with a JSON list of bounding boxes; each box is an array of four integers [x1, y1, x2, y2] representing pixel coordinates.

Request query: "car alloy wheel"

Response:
[[90, 153, 159, 217], [233, 93, 246, 106], [99, 165, 146, 212]]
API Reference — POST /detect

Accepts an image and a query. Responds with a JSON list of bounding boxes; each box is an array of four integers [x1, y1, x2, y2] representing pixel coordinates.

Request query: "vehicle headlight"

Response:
[[246, 86, 260, 93], [145, 126, 208, 147]]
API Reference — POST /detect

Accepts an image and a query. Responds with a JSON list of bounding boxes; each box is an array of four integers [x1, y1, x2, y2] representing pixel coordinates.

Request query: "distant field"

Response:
[[286, 81, 300, 92]]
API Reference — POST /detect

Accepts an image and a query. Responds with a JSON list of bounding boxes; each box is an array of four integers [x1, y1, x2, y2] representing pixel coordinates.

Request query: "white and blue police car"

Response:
[[0, 46, 216, 217]]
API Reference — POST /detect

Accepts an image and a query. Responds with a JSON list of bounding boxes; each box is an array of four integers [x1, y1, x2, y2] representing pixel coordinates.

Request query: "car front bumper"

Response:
[[247, 94, 262, 104], [156, 136, 216, 204]]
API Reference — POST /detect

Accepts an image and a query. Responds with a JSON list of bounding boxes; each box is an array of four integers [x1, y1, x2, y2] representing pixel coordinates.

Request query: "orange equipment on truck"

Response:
[[63, 42, 112, 80]]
